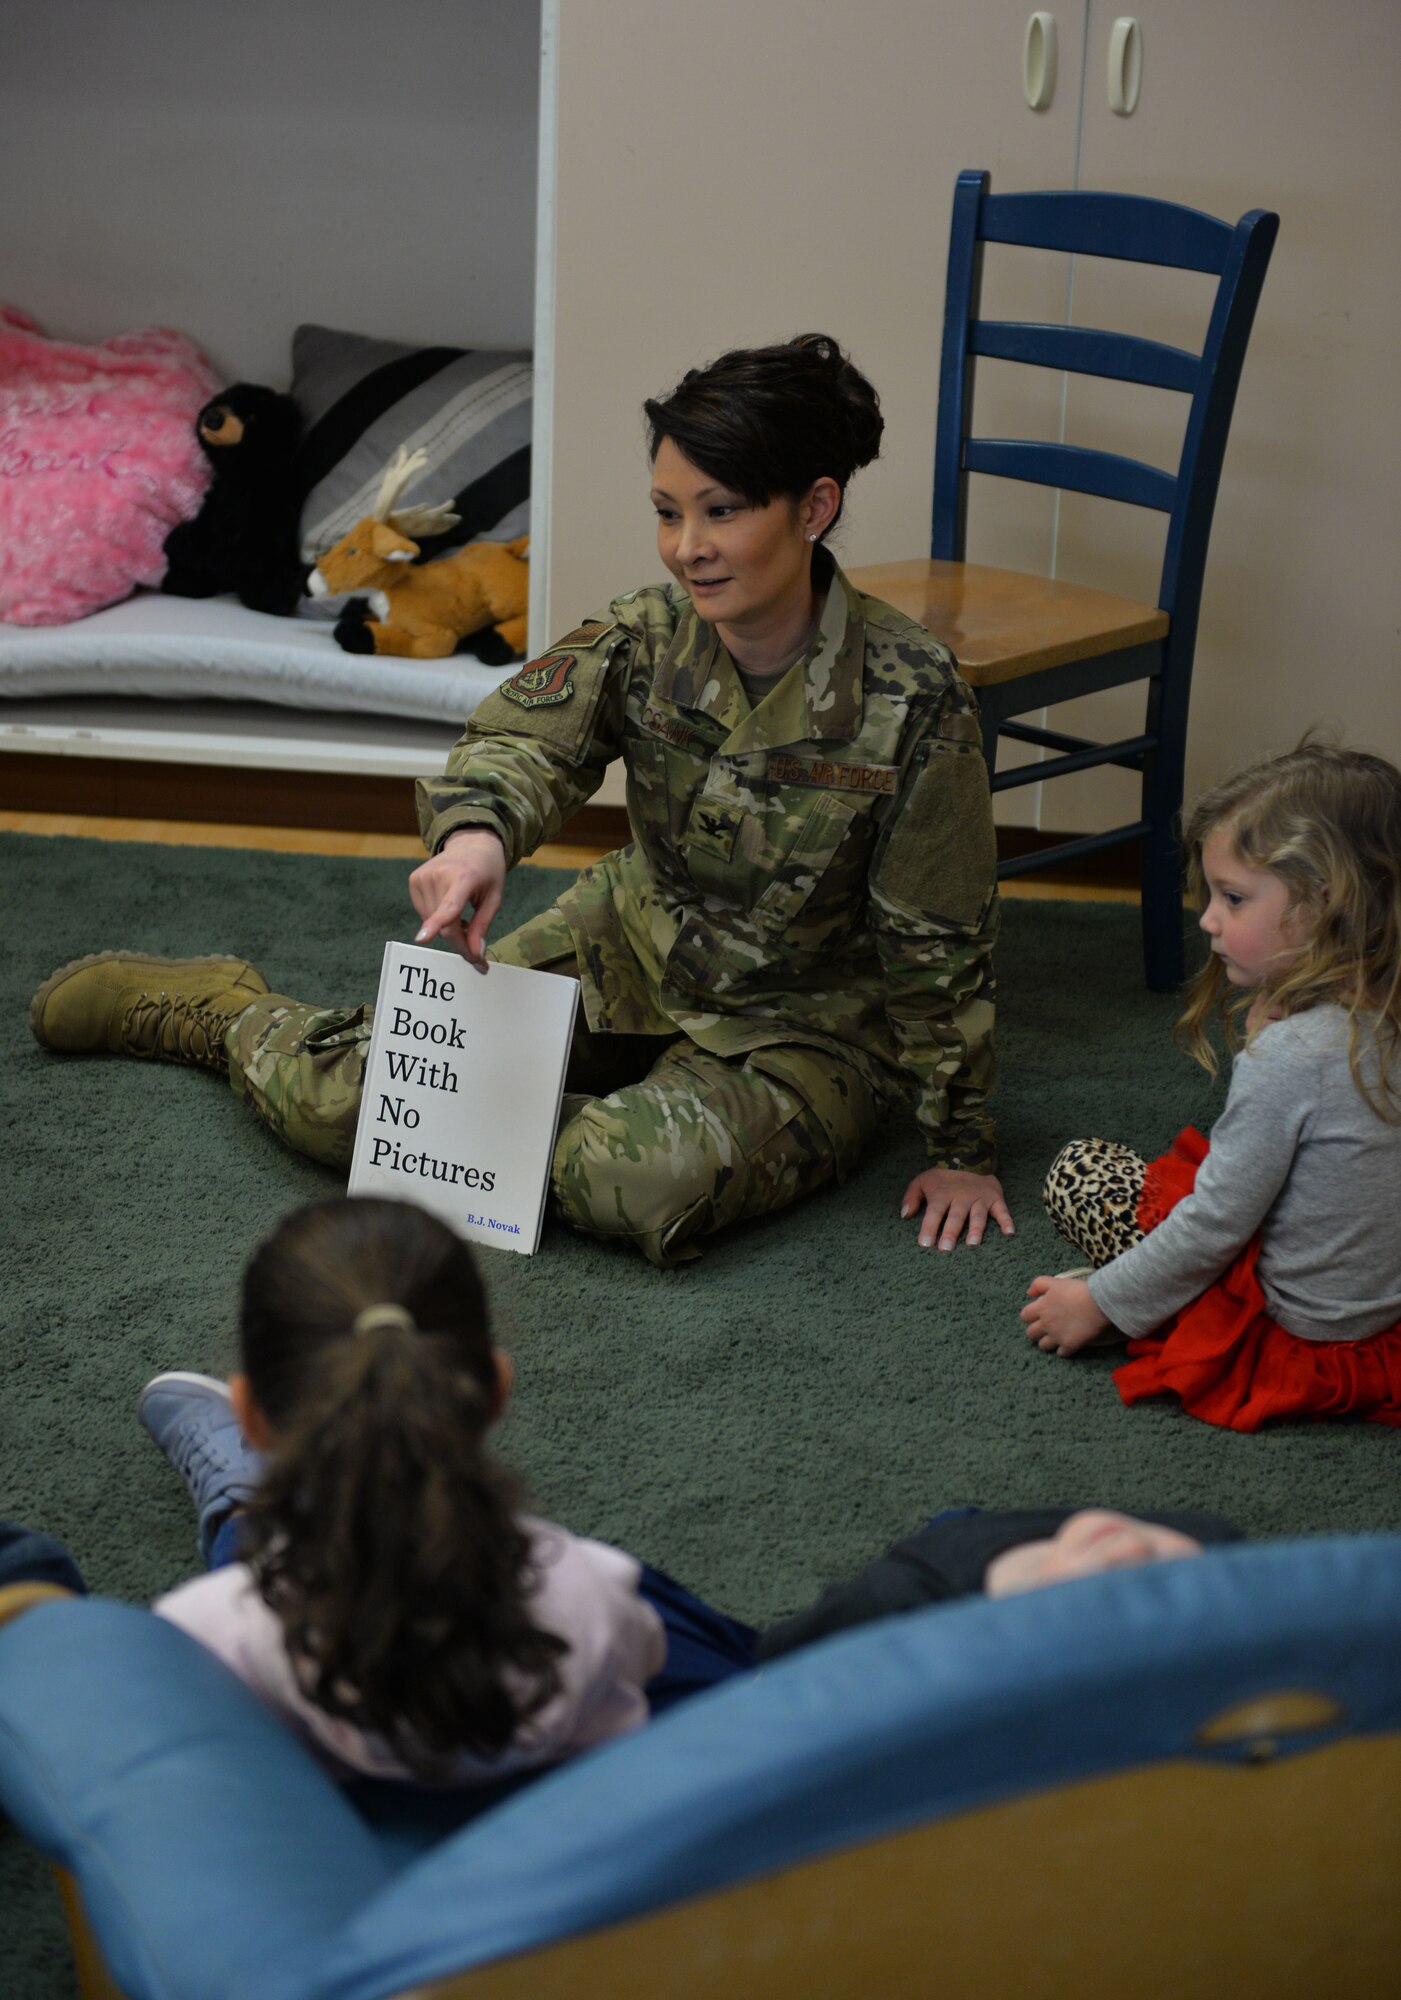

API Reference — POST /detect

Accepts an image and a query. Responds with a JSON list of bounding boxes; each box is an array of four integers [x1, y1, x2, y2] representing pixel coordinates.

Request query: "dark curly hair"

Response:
[[643, 332, 883, 538], [236, 1197, 565, 1778]]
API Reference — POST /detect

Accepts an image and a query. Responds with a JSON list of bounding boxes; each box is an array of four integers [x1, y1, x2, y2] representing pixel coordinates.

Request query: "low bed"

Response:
[[0, 592, 512, 728], [0, 317, 537, 805]]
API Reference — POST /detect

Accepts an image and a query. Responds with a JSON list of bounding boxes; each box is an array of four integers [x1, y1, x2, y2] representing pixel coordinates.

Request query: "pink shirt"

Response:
[[154, 1517, 665, 1784]]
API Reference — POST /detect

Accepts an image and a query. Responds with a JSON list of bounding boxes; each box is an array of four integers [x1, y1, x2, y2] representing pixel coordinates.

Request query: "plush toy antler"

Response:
[[371, 446, 462, 540]]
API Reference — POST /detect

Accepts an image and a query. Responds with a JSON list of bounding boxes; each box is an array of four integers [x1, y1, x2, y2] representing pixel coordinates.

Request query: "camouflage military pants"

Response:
[[225, 905, 891, 1267]]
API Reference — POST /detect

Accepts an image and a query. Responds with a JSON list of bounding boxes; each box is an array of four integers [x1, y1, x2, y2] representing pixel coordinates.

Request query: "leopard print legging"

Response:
[[1042, 1138, 1149, 1267]]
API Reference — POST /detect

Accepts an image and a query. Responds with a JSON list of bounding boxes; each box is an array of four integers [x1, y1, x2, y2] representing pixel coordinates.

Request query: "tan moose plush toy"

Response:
[[309, 447, 529, 660]]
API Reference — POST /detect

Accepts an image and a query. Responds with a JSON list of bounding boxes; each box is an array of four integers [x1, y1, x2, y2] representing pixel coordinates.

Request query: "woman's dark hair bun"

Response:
[[643, 332, 883, 536], [791, 332, 841, 366], [787, 331, 884, 474]]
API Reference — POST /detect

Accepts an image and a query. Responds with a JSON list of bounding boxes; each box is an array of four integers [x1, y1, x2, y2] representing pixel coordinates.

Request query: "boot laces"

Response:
[[125, 990, 239, 1070]]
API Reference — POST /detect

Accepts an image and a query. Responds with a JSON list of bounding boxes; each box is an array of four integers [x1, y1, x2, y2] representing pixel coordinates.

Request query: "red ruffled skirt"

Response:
[[1112, 1127, 1401, 1432]]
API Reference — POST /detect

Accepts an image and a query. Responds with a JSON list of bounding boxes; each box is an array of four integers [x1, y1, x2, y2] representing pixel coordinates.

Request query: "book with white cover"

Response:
[[347, 942, 578, 1254]]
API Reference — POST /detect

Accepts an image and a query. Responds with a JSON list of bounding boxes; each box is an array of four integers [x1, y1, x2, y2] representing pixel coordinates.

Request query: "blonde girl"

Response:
[[1021, 741, 1401, 1431]]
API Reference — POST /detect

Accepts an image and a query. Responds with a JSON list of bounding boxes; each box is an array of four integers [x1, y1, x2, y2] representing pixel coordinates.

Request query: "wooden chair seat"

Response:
[[849, 558, 1169, 687]]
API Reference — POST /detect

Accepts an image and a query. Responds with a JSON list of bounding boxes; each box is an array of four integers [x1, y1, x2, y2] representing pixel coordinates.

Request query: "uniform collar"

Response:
[[651, 556, 866, 750]]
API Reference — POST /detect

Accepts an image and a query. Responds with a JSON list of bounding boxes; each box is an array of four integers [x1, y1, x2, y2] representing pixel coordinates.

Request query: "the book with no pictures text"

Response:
[[347, 942, 579, 1254]]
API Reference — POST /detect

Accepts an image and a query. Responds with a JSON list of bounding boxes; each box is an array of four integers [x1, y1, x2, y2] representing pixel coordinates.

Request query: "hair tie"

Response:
[[351, 1302, 416, 1341]]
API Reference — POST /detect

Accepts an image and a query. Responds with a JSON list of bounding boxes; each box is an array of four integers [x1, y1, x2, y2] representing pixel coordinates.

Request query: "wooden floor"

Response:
[[0, 810, 1138, 903]]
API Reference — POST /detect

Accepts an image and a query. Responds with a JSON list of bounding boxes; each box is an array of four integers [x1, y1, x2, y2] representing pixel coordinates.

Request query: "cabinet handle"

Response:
[[1023, 12, 1058, 111], [1107, 16, 1142, 115]]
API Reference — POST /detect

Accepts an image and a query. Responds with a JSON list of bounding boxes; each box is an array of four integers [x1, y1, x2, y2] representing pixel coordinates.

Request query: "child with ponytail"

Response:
[[1021, 740, 1401, 1431], [144, 1196, 754, 1784]]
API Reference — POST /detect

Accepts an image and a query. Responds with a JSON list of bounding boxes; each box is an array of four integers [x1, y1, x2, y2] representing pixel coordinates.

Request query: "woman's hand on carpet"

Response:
[[410, 829, 507, 972], [901, 1169, 1014, 1251], [1020, 1275, 1111, 1356]]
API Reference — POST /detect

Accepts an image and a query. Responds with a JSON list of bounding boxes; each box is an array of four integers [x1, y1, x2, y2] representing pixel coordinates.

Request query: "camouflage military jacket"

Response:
[[417, 561, 999, 1170]]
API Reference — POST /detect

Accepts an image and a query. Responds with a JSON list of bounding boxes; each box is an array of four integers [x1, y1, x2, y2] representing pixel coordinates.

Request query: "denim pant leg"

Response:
[[637, 1563, 758, 1713]]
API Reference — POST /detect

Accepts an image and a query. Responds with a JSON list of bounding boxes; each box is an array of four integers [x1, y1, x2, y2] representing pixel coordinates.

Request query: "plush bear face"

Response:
[[199, 402, 248, 448], [195, 384, 301, 484]]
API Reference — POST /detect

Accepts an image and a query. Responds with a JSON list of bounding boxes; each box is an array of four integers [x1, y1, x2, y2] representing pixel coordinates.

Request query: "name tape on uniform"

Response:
[[768, 753, 899, 796], [640, 703, 720, 755], [640, 708, 901, 795]]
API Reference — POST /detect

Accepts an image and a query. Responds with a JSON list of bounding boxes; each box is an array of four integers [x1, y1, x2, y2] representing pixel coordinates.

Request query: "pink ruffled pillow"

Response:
[[0, 305, 219, 625]]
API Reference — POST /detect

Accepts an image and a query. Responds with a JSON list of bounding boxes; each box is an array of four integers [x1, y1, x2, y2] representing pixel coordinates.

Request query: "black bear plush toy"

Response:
[[161, 384, 306, 615]]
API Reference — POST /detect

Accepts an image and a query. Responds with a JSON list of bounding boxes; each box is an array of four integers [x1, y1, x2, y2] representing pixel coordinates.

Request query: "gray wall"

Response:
[[0, 0, 540, 385]]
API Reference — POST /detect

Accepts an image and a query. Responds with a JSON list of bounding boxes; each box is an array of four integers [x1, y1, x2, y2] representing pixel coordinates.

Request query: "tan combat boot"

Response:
[[29, 952, 271, 1075]]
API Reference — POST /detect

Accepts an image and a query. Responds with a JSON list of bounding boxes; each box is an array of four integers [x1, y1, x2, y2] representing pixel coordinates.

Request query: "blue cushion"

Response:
[[0, 1600, 394, 2000], [283, 1535, 1401, 2000]]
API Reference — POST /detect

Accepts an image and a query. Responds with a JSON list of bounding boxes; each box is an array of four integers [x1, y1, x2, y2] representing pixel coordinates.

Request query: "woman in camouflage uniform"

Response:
[[32, 336, 1013, 1268]]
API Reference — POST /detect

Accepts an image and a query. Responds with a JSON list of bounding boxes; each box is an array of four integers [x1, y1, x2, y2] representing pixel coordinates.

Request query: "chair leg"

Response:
[[1138, 648, 1194, 990], [975, 688, 999, 791], [1140, 832, 1185, 991], [1139, 752, 1186, 993]]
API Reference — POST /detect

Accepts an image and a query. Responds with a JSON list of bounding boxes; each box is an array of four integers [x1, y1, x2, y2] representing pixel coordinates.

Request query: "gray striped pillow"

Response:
[[292, 323, 531, 614]]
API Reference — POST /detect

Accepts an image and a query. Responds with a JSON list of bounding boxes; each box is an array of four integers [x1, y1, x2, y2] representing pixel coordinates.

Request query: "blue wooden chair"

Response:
[[851, 170, 1278, 990]]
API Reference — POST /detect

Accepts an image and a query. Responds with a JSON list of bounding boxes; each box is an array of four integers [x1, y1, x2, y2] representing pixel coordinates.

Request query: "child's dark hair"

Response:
[[1177, 738, 1401, 1116], [643, 332, 883, 537], [237, 1197, 565, 1777]]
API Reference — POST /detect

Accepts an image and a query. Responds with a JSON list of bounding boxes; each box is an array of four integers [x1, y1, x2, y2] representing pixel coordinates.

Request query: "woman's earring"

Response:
[[806, 533, 817, 543]]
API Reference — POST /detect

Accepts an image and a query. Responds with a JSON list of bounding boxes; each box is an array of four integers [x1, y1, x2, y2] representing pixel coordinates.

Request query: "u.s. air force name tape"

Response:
[[767, 753, 899, 795], [637, 707, 901, 794]]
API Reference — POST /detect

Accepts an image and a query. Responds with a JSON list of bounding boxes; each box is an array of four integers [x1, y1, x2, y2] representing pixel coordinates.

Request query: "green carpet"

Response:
[[3, 829, 1399, 1993]]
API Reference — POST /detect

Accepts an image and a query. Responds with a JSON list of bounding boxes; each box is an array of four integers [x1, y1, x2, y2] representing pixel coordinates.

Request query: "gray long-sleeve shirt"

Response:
[[1089, 1007, 1401, 1342]]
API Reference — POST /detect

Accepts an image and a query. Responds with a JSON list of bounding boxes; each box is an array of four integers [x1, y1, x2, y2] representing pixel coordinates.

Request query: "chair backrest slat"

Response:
[[970, 321, 1200, 394], [980, 189, 1232, 273], [932, 166, 1279, 627], [964, 439, 1177, 513]]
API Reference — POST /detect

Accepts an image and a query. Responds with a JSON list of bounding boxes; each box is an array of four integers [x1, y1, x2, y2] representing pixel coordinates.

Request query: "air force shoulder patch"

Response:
[[502, 652, 577, 709]]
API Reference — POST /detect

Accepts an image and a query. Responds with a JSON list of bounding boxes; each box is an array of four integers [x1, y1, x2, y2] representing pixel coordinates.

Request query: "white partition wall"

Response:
[[0, 0, 542, 382], [0, 0, 541, 780]]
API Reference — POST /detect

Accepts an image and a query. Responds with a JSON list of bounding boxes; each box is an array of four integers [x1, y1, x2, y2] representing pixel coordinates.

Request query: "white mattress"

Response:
[[0, 592, 513, 724]]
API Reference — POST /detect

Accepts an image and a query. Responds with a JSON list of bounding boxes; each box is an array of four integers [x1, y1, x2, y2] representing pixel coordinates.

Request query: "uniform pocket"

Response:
[[872, 737, 994, 925], [486, 903, 577, 972], [750, 791, 863, 932], [625, 727, 715, 852]]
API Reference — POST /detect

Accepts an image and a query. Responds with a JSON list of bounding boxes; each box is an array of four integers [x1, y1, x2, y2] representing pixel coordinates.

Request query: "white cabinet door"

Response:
[[1034, 0, 1401, 836]]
